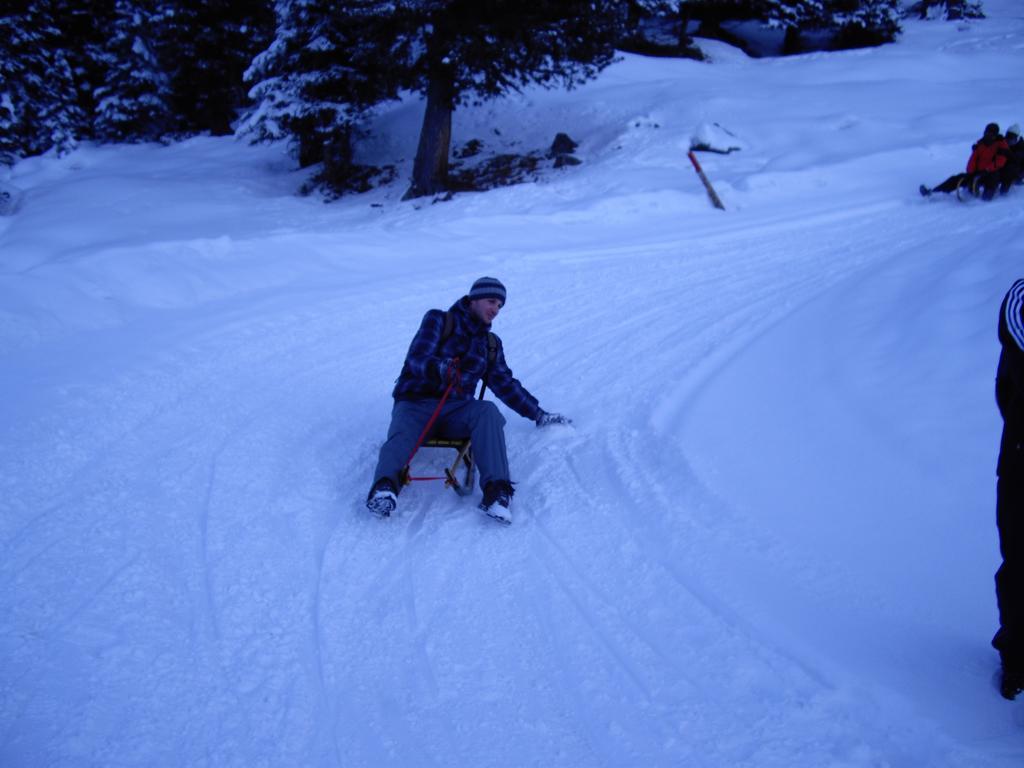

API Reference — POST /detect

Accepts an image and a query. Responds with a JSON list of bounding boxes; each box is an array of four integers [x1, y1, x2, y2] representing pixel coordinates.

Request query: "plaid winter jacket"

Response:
[[392, 297, 541, 421]]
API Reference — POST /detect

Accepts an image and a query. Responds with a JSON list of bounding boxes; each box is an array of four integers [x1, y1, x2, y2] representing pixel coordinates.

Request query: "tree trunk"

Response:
[[404, 66, 455, 200], [677, 7, 692, 48], [782, 26, 803, 56], [298, 135, 321, 169]]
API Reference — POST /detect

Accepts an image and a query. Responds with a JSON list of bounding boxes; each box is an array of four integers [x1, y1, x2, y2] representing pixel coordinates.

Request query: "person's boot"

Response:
[[367, 478, 398, 518], [479, 480, 514, 525], [1000, 661, 1024, 701]]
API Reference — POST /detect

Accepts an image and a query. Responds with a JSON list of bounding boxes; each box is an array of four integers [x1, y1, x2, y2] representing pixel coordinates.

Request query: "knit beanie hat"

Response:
[[468, 276, 506, 303], [1007, 123, 1021, 139], [984, 122, 1000, 137]]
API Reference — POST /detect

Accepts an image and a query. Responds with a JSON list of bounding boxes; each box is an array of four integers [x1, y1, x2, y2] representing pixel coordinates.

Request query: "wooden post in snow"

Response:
[[687, 150, 725, 211]]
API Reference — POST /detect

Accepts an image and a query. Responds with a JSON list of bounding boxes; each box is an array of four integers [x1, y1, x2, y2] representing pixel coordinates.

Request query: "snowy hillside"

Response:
[[3, 3, 1024, 766]]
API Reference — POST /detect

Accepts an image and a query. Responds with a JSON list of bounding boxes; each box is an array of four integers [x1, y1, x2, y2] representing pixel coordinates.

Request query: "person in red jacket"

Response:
[[920, 122, 1010, 200]]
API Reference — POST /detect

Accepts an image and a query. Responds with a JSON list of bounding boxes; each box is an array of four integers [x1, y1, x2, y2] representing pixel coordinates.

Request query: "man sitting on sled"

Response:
[[366, 277, 570, 525]]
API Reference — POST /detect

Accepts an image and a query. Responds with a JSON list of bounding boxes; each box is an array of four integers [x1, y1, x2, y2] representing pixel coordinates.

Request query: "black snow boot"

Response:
[[1001, 662, 1024, 701], [479, 480, 514, 525], [367, 478, 398, 518]]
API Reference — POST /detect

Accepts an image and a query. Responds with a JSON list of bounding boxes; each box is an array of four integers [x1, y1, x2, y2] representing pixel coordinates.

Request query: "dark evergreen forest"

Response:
[[1, 1, 977, 196]]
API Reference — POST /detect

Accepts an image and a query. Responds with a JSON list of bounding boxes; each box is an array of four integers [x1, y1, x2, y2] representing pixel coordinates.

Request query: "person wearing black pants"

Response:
[[921, 122, 1009, 201], [994, 278, 1024, 700]]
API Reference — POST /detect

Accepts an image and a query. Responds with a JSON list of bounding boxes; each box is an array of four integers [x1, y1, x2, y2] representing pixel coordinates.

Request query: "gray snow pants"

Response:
[[371, 398, 510, 494]]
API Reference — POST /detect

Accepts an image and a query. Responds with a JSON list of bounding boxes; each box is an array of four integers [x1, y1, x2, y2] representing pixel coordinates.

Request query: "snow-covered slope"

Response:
[[2, 3, 1024, 766]]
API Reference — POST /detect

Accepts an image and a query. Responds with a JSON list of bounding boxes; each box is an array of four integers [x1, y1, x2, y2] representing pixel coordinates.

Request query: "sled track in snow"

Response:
[[4, 195, 1023, 765]]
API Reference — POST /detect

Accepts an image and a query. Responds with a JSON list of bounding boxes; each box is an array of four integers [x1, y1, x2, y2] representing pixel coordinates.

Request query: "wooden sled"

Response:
[[955, 176, 976, 202], [399, 436, 476, 496]]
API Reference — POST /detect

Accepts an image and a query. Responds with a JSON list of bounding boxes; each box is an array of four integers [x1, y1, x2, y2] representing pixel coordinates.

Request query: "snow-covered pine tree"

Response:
[[0, 10, 35, 165], [626, 1, 703, 50], [761, 0, 827, 29], [759, 0, 901, 52], [910, 0, 984, 20], [162, 0, 274, 136], [403, 0, 622, 199], [759, 1, 827, 52], [51, 0, 117, 140], [93, 0, 176, 142], [828, 0, 902, 48], [0, 2, 85, 163], [243, 0, 405, 178], [248, 1, 622, 198]]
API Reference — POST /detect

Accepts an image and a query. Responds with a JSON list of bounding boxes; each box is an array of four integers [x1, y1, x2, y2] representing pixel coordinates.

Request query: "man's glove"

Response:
[[536, 409, 571, 427]]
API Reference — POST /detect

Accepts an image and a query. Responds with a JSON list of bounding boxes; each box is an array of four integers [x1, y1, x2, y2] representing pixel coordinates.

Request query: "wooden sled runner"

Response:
[[956, 176, 976, 202], [399, 436, 476, 497]]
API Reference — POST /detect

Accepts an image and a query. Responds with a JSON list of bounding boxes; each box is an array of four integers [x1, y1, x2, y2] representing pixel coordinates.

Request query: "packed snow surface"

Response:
[[3, 4, 1024, 766]]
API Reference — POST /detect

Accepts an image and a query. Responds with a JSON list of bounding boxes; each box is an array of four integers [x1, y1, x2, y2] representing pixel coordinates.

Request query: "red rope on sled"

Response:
[[402, 358, 460, 483]]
